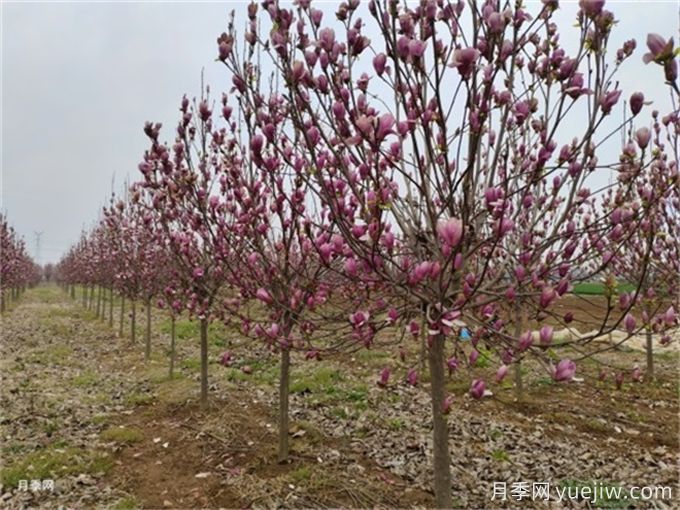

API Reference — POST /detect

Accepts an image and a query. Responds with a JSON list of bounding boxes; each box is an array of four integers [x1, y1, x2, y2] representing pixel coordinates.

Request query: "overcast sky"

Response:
[[2, 1, 678, 264]]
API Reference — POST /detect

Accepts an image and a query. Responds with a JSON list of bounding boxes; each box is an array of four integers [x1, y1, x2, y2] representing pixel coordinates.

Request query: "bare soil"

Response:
[[1, 286, 678, 509]]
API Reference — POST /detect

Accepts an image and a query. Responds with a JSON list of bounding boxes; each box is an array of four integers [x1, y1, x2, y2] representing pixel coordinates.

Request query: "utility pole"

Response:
[[34, 231, 43, 266]]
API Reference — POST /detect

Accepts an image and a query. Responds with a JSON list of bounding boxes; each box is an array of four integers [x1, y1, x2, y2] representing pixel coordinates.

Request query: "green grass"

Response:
[[290, 366, 345, 394], [288, 465, 312, 483], [71, 370, 98, 388], [28, 344, 73, 365], [572, 282, 635, 296], [180, 358, 201, 371], [124, 391, 154, 407], [0, 445, 112, 488], [100, 426, 144, 444], [490, 449, 510, 462], [159, 319, 229, 343], [386, 417, 405, 430]]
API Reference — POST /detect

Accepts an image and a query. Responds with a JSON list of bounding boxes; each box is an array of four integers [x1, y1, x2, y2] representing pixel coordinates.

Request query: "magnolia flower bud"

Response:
[[495, 365, 509, 383], [377, 367, 390, 388], [624, 313, 637, 333], [629, 92, 644, 115], [406, 369, 418, 386], [635, 127, 651, 149]]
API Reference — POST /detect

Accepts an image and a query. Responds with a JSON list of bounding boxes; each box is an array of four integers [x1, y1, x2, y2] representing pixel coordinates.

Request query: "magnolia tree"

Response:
[[0, 214, 40, 311], [215, 0, 677, 504], [136, 94, 240, 407], [601, 110, 679, 380], [204, 61, 392, 460], [102, 196, 168, 360]]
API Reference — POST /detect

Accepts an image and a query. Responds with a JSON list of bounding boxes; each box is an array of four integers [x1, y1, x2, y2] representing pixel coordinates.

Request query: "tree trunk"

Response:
[[89, 285, 94, 310], [131, 300, 137, 343], [108, 288, 114, 328], [428, 334, 452, 509], [70, 285, 76, 300], [145, 298, 152, 361], [1, 290, 5, 313], [513, 300, 523, 401], [646, 329, 654, 381], [278, 348, 291, 463], [169, 315, 176, 379], [119, 296, 125, 338], [82, 285, 87, 308], [96, 285, 102, 318], [200, 318, 209, 408]]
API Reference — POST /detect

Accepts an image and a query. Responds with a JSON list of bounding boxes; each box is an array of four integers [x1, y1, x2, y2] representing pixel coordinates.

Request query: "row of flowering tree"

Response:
[[212, 0, 679, 505], [0, 214, 41, 311], [55, 0, 679, 505]]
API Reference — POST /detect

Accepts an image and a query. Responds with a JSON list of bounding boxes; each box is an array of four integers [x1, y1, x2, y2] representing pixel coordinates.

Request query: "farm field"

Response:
[[1, 286, 678, 509]]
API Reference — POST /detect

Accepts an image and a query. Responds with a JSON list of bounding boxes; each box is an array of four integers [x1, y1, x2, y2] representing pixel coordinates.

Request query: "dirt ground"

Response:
[[1, 286, 678, 509]]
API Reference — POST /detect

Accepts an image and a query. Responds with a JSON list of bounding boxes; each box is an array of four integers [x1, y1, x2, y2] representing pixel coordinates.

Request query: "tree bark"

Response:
[[96, 285, 102, 318], [646, 329, 654, 381], [119, 296, 125, 338], [82, 285, 87, 308], [70, 285, 76, 300], [1, 290, 5, 313], [131, 300, 137, 343], [169, 315, 176, 379], [89, 285, 94, 310], [200, 318, 209, 408], [145, 298, 152, 361], [108, 288, 114, 328], [278, 348, 291, 463], [428, 334, 452, 509], [513, 300, 523, 401]]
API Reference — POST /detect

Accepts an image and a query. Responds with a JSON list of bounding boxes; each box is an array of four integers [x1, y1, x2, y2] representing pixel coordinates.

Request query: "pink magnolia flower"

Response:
[[350, 310, 369, 328], [407, 369, 418, 386], [624, 313, 637, 333], [219, 351, 233, 367], [539, 287, 557, 308], [518, 331, 533, 352], [442, 396, 454, 414], [495, 365, 509, 383], [599, 90, 622, 114], [437, 218, 463, 249], [552, 359, 576, 382], [377, 367, 390, 388], [539, 325, 554, 345], [469, 349, 479, 366], [450, 47, 479, 79], [631, 365, 642, 383], [615, 372, 625, 389], [663, 306, 676, 325], [373, 53, 387, 75], [579, 0, 604, 18], [255, 288, 272, 304], [642, 33, 674, 64], [470, 379, 486, 399], [447, 357, 459, 375]]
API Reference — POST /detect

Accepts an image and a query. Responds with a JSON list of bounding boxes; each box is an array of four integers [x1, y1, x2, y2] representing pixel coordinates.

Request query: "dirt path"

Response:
[[1, 286, 678, 509]]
